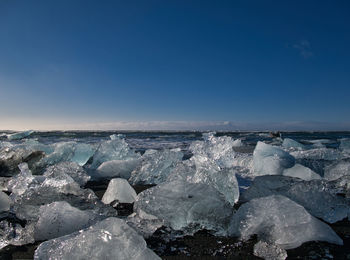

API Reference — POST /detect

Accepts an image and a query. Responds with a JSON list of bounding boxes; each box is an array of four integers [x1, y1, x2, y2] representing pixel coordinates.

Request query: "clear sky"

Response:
[[1, 0, 350, 131]]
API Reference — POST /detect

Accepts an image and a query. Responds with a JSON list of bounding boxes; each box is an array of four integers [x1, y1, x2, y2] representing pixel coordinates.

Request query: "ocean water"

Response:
[[3, 130, 350, 150]]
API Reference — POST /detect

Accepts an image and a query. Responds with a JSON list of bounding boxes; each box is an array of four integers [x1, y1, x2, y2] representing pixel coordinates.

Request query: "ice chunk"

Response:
[[291, 148, 343, 161], [0, 177, 9, 191], [168, 161, 240, 205], [253, 241, 287, 260], [340, 138, 350, 152], [253, 142, 295, 176], [40, 142, 95, 167], [8, 162, 37, 196], [189, 132, 236, 168], [96, 158, 140, 180], [102, 178, 137, 205], [43, 162, 90, 186], [325, 160, 350, 181], [90, 135, 140, 169], [0, 191, 11, 212], [242, 175, 350, 223], [232, 139, 244, 147], [0, 147, 45, 177], [129, 149, 183, 185], [282, 138, 305, 150], [7, 130, 34, 140], [126, 211, 164, 238], [228, 195, 343, 249], [21, 139, 54, 155], [34, 201, 102, 241], [134, 180, 233, 235], [0, 220, 34, 249], [9, 163, 116, 222], [282, 164, 321, 181], [34, 217, 160, 260]]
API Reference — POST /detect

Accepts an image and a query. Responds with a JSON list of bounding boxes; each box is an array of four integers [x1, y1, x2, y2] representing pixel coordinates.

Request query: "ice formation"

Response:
[[133, 179, 233, 235], [96, 158, 140, 179], [253, 241, 287, 260], [253, 142, 295, 176], [0, 220, 35, 249], [43, 162, 90, 186], [8, 163, 116, 222], [40, 141, 95, 167], [282, 164, 321, 181], [7, 130, 34, 140], [129, 148, 183, 185], [0, 191, 11, 212], [241, 175, 350, 223], [324, 160, 350, 181], [102, 178, 137, 205], [167, 161, 240, 205], [34, 217, 160, 260], [340, 138, 350, 153], [189, 132, 236, 168], [291, 148, 343, 161], [228, 195, 343, 249], [282, 138, 305, 150], [0, 147, 45, 176], [90, 135, 140, 169], [34, 201, 102, 241]]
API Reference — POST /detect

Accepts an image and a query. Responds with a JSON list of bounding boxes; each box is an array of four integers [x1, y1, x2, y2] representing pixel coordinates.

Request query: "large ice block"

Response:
[[282, 164, 321, 181], [90, 135, 140, 169], [133, 179, 233, 235], [241, 175, 350, 223], [7, 130, 34, 140], [34, 201, 102, 241], [228, 195, 343, 249], [96, 158, 141, 180], [129, 149, 183, 185], [102, 178, 137, 205], [253, 142, 295, 176], [34, 217, 160, 260]]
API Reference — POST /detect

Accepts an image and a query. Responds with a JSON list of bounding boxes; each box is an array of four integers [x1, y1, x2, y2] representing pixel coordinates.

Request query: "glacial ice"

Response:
[[90, 135, 140, 169], [340, 138, 350, 153], [290, 148, 343, 161], [189, 132, 236, 168], [324, 160, 350, 181], [7, 130, 34, 140], [282, 138, 305, 150], [133, 179, 233, 235], [241, 175, 350, 223], [40, 141, 95, 167], [0, 191, 11, 212], [0, 147, 45, 176], [34, 201, 102, 241], [34, 217, 160, 260], [102, 178, 137, 205], [232, 139, 244, 147], [0, 220, 35, 249], [253, 142, 295, 176], [253, 241, 287, 260], [43, 162, 90, 186], [167, 161, 240, 205], [129, 148, 183, 185], [282, 164, 321, 181], [228, 195, 343, 249], [9, 163, 116, 222], [96, 158, 141, 180]]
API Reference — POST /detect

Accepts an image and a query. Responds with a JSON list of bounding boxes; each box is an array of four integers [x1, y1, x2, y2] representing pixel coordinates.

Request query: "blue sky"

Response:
[[0, 0, 350, 130]]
